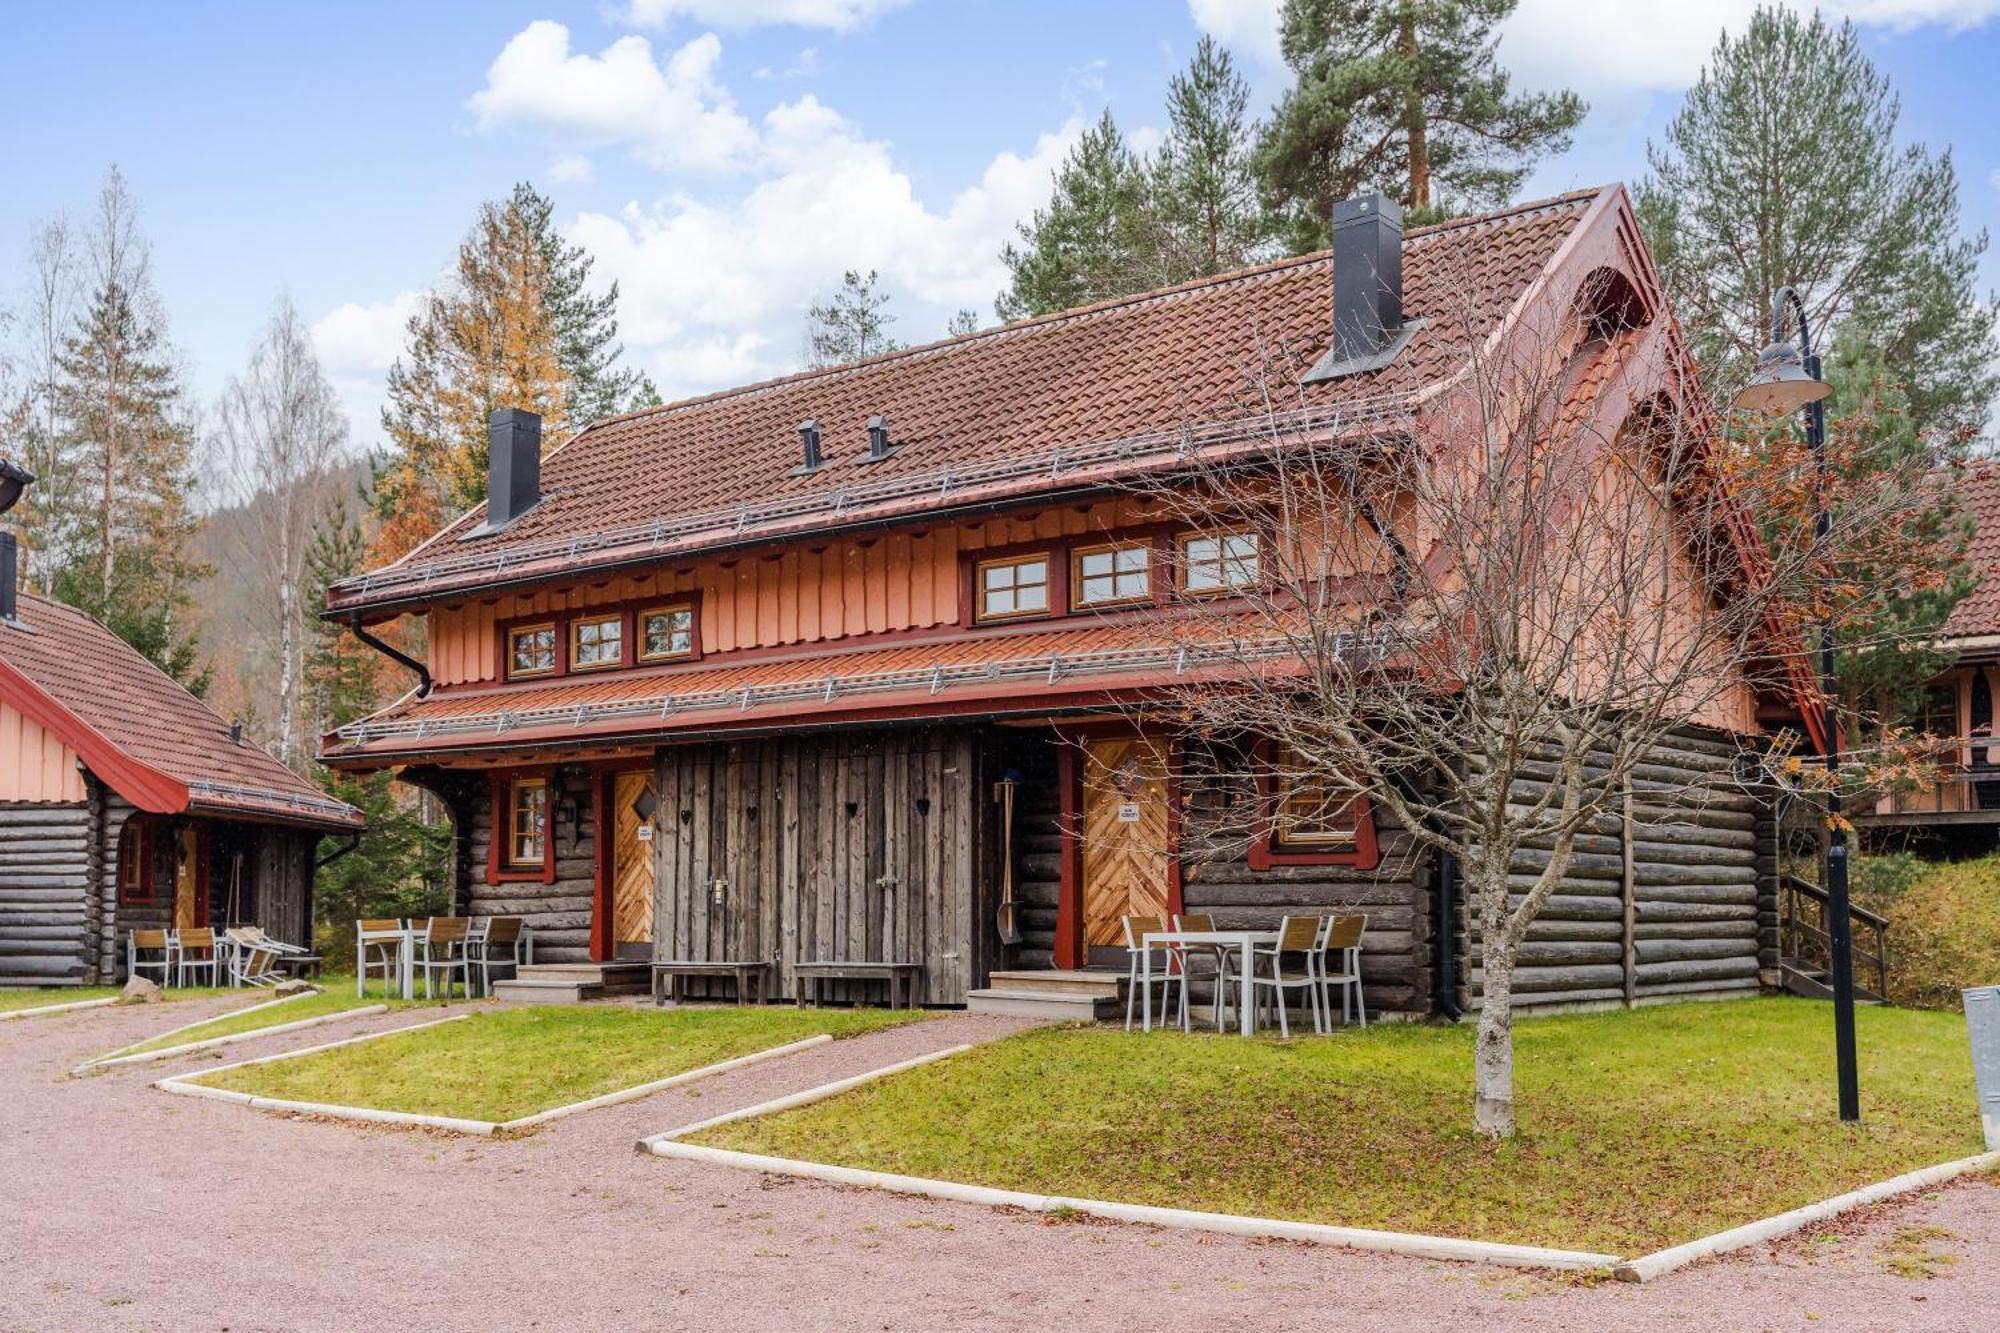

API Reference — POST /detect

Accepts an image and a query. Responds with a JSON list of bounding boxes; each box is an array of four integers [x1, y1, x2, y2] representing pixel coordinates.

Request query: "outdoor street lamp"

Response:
[[1734, 285, 1861, 1124]]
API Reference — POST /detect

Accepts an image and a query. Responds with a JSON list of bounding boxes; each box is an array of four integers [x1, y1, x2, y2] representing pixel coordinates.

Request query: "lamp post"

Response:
[[1734, 286, 1860, 1123]]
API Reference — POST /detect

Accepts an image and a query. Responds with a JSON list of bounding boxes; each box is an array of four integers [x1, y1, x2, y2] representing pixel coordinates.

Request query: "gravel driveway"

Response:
[[2, 995, 1996, 1332]]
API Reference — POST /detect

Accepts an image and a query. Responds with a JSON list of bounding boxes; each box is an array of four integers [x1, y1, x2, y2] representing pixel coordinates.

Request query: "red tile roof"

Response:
[[324, 616, 1345, 764], [1942, 460, 2000, 643], [0, 593, 361, 829], [328, 188, 1608, 618]]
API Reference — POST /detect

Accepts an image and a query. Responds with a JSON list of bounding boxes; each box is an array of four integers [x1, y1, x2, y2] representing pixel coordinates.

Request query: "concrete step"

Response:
[[514, 962, 650, 996], [986, 969, 1125, 999], [492, 979, 607, 1006], [965, 987, 1118, 1020]]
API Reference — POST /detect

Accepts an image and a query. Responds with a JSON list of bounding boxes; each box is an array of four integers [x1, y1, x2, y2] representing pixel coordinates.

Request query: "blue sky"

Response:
[[4, 0, 1998, 464]]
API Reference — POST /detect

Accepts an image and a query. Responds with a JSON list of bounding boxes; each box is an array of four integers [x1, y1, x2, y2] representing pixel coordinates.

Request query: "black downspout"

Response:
[[348, 615, 432, 698], [1436, 848, 1463, 1019], [315, 832, 361, 870]]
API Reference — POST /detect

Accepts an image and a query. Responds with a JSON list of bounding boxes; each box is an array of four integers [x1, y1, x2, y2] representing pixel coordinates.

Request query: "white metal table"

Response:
[[1141, 929, 1281, 1036], [356, 922, 417, 1000]]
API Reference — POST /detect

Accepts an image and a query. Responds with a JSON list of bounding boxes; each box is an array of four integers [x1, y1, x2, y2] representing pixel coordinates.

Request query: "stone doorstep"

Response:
[[964, 988, 1119, 1020]]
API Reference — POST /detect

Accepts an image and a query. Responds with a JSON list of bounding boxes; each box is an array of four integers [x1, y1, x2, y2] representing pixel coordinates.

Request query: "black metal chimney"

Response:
[[796, 419, 824, 474], [487, 408, 542, 528], [1304, 193, 1418, 383], [0, 459, 35, 625], [1332, 193, 1403, 359], [865, 414, 896, 463]]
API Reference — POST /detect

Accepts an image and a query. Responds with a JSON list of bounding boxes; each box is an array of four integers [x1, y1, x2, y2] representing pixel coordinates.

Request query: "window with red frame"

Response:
[[1250, 742, 1378, 869], [505, 777, 548, 868], [117, 820, 158, 905]]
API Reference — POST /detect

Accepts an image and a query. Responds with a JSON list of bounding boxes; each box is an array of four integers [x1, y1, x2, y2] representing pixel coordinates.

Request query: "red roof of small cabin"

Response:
[[1941, 460, 2000, 646], [0, 592, 361, 830]]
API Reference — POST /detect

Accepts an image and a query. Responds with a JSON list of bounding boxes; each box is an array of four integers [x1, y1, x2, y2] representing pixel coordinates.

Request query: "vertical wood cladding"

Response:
[[425, 499, 1162, 686], [1462, 727, 1765, 1010], [651, 727, 995, 1005]]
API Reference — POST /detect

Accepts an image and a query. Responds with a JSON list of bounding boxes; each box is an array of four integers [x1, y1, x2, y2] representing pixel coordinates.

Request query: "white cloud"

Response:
[[1189, 0, 2000, 97], [467, 21, 757, 172], [623, 0, 913, 30], [549, 153, 595, 185], [309, 291, 426, 447], [572, 101, 1082, 399]]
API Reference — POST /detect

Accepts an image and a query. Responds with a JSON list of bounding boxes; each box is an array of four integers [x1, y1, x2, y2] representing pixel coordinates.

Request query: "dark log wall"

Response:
[[1465, 727, 1766, 1010], [653, 728, 997, 1005], [91, 788, 137, 982], [0, 800, 94, 984], [458, 764, 600, 964]]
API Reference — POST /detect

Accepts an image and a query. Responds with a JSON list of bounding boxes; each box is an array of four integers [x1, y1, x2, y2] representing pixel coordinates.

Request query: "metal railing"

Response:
[[1860, 761, 2000, 819], [1779, 872, 1889, 1001]]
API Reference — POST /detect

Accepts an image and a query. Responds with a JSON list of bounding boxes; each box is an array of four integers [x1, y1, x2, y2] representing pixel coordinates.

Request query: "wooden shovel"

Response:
[[994, 773, 1022, 946]]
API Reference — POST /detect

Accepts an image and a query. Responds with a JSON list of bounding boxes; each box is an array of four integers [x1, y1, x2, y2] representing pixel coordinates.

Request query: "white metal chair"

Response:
[[1246, 915, 1325, 1037], [126, 929, 176, 987], [1170, 911, 1232, 1032], [236, 925, 322, 979], [175, 928, 222, 988], [415, 917, 470, 1000], [1315, 914, 1367, 1027], [466, 917, 524, 997], [225, 928, 285, 987], [356, 919, 405, 998], [1121, 914, 1182, 1031]]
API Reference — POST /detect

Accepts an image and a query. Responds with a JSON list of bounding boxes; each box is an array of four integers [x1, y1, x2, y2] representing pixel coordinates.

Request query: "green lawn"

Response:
[[1, 984, 237, 1016], [695, 998, 1988, 1255], [196, 1005, 927, 1123], [102, 985, 436, 1058]]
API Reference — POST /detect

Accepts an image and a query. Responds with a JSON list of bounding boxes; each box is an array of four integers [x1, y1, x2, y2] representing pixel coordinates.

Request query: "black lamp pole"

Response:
[[1759, 285, 1861, 1123]]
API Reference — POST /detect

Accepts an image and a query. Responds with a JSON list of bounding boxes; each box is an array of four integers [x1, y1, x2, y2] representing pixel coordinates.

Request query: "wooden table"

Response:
[[652, 960, 771, 1006], [792, 961, 924, 1010], [1141, 929, 1281, 1036]]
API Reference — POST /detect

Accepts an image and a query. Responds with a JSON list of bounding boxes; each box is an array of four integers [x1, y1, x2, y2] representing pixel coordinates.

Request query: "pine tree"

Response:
[[1638, 7, 1997, 442], [1152, 36, 1271, 278], [1256, 0, 1585, 238], [996, 110, 1158, 321], [48, 168, 210, 692], [946, 309, 981, 338], [373, 189, 569, 561], [508, 182, 645, 422], [803, 270, 903, 369]]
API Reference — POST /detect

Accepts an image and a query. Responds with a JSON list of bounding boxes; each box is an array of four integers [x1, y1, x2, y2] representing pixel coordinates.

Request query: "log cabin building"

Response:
[[322, 185, 1798, 1016], [0, 510, 362, 986]]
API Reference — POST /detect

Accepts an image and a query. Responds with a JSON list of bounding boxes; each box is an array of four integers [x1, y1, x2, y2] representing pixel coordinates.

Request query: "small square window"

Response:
[[976, 556, 1051, 623], [1181, 532, 1260, 593], [507, 778, 548, 868], [508, 623, 558, 678], [1073, 543, 1152, 608], [570, 613, 625, 671], [1273, 746, 1360, 848], [639, 604, 696, 662]]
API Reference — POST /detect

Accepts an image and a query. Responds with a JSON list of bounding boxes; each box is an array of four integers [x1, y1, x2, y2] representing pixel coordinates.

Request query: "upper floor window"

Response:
[[976, 554, 1051, 623], [570, 612, 626, 672], [639, 603, 696, 662], [1180, 531, 1260, 594], [1072, 543, 1152, 609], [508, 622, 558, 679], [506, 777, 548, 868]]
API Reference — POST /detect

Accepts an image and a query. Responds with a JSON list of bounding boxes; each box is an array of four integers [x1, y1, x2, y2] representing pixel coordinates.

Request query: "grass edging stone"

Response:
[[78, 1001, 386, 1073], [1, 996, 118, 1022]]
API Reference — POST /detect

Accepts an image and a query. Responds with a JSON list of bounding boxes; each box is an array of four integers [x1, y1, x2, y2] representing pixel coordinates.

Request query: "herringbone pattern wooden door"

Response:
[[612, 770, 657, 954], [1081, 734, 1171, 948]]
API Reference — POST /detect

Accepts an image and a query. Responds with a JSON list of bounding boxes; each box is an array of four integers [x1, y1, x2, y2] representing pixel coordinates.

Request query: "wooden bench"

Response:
[[792, 961, 925, 1010], [652, 960, 772, 1006]]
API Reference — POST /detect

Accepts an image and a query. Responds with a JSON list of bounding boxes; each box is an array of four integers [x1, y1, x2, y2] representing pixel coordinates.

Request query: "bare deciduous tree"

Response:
[[215, 295, 348, 768], [1121, 259, 1939, 1137]]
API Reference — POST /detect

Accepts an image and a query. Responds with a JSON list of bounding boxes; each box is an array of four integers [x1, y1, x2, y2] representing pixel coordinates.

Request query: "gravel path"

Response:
[[3, 997, 1997, 1332]]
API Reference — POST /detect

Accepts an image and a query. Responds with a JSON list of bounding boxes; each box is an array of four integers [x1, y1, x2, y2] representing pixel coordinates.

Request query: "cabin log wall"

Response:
[[0, 799, 93, 984], [457, 764, 601, 964], [1463, 727, 1764, 1009]]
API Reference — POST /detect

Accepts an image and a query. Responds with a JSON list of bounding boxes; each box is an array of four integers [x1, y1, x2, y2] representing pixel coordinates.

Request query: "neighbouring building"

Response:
[[321, 186, 1804, 1016], [0, 495, 363, 985]]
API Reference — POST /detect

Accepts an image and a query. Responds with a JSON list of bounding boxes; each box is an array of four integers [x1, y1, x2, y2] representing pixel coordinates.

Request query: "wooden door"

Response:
[[172, 825, 203, 931], [611, 770, 658, 958], [1080, 733, 1172, 950]]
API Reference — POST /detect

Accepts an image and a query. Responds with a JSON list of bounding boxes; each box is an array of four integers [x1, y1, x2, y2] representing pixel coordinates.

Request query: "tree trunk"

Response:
[[1472, 857, 1516, 1137], [1400, 13, 1430, 210]]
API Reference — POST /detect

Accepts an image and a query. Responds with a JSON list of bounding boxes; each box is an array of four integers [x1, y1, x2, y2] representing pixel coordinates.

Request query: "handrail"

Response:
[[1780, 872, 1889, 930]]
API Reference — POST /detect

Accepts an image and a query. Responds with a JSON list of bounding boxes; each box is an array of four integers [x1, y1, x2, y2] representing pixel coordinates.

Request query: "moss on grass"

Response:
[[697, 998, 1983, 1254], [197, 1004, 925, 1123]]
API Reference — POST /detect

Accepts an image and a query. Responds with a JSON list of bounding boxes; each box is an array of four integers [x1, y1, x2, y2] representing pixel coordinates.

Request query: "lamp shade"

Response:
[[1733, 340, 1832, 415]]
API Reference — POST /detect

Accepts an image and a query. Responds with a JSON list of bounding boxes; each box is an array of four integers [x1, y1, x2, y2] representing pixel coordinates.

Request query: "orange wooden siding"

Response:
[[424, 500, 1159, 686], [0, 701, 87, 802]]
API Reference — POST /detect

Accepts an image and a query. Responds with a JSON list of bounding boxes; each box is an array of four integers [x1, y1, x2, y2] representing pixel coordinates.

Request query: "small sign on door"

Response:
[[1117, 802, 1141, 823], [636, 825, 654, 842]]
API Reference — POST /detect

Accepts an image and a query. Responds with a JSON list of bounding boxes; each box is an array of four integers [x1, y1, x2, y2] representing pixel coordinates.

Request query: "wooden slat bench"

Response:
[[652, 960, 772, 1007], [792, 961, 924, 1010]]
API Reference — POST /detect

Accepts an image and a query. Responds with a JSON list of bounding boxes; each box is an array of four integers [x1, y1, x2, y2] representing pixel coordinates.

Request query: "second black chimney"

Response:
[[1306, 193, 1417, 382], [487, 408, 543, 528]]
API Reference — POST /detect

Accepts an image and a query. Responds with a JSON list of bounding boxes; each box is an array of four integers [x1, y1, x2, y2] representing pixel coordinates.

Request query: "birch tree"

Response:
[[215, 295, 348, 769], [3, 216, 82, 587], [1126, 261, 1936, 1137]]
